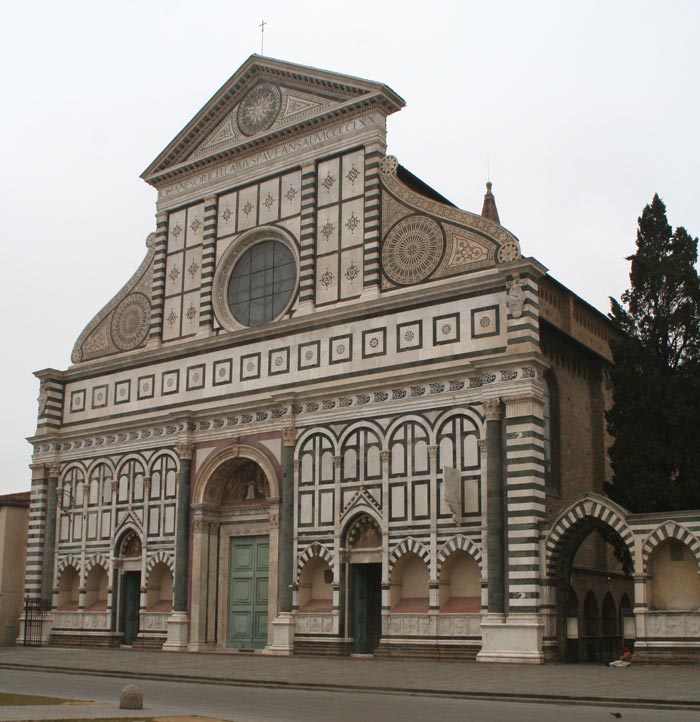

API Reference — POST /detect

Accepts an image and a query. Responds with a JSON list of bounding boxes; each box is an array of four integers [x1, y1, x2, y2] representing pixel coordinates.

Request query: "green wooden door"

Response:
[[229, 536, 269, 649], [122, 572, 140, 645], [352, 563, 381, 654]]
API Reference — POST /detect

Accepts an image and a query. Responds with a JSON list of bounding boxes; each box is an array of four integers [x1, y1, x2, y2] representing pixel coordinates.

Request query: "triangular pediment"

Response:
[[142, 55, 405, 185]]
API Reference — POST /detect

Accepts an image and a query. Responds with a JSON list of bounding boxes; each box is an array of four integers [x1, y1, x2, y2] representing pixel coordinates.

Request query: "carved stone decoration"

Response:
[[380, 155, 399, 176], [507, 274, 525, 319], [111, 293, 151, 351], [282, 427, 296, 448], [483, 398, 504, 422], [237, 83, 282, 136], [175, 440, 193, 460], [497, 240, 521, 263], [37, 381, 48, 415], [382, 215, 444, 286]]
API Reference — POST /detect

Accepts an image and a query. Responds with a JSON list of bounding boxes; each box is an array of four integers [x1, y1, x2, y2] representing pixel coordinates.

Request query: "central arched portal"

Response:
[[547, 504, 635, 663], [189, 449, 280, 651]]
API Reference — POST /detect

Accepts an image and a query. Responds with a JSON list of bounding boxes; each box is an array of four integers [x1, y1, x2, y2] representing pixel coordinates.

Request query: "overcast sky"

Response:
[[2, 0, 698, 495]]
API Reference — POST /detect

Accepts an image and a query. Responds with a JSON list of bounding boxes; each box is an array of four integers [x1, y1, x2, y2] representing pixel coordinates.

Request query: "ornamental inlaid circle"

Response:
[[497, 240, 521, 263], [111, 293, 150, 351], [382, 215, 444, 286], [237, 83, 281, 136]]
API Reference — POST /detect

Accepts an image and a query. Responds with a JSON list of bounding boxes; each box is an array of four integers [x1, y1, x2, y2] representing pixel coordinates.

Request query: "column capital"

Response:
[[143, 475, 151, 491], [110, 478, 118, 495], [282, 426, 296, 448], [175, 440, 194, 460], [48, 461, 61, 478], [483, 398, 504, 421], [204, 194, 218, 206], [427, 445, 438, 459], [293, 459, 301, 472], [477, 438, 488, 452], [380, 449, 391, 464], [333, 455, 342, 469]]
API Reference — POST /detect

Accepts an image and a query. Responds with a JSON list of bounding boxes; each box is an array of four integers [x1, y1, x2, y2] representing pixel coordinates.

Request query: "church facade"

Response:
[[24, 57, 700, 662]]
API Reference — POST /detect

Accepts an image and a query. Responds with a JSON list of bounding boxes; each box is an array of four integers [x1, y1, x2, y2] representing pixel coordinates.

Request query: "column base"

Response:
[[477, 613, 545, 664], [162, 611, 190, 652], [263, 612, 297, 656]]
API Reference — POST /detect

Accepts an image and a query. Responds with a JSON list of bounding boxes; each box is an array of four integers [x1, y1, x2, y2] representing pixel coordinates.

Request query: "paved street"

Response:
[[0, 647, 699, 709], [0, 668, 699, 722]]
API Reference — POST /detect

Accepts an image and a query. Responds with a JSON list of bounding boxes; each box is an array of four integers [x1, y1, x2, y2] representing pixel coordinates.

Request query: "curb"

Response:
[[2, 663, 699, 712]]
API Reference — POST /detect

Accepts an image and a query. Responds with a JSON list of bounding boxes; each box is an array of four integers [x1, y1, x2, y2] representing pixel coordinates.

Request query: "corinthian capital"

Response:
[[483, 398, 504, 421], [175, 440, 193, 460]]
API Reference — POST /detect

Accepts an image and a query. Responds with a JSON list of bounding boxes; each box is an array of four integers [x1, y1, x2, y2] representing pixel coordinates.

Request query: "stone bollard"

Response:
[[119, 684, 143, 710]]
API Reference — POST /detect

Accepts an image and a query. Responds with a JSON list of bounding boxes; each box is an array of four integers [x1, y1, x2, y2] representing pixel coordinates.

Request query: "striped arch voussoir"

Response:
[[642, 521, 700, 572], [437, 535, 483, 573], [296, 543, 333, 575], [84, 553, 109, 576], [545, 496, 635, 577], [389, 537, 430, 571], [146, 550, 175, 578], [56, 554, 81, 576]]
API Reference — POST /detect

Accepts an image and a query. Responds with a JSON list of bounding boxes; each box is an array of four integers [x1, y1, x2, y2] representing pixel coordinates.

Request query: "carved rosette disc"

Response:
[[382, 215, 444, 285], [497, 240, 521, 263], [237, 83, 282, 136], [111, 293, 151, 351]]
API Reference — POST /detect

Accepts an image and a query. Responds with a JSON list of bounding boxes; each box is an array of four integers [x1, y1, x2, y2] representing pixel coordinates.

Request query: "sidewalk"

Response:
[[0, 646, 698, 709]]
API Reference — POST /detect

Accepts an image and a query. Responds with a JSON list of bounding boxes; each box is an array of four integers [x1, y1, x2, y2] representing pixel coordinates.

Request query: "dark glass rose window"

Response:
[[227, 240, 296, 327]]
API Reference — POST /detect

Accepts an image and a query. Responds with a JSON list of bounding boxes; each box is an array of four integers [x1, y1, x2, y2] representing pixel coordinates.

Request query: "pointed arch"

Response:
[[297, 542, 334, 574], [642, 521, 700, 573], [389, 537, 430, 572], [437, 535, 483, 573], [545, 493, 635, 576], [340, 487, 382, 520]]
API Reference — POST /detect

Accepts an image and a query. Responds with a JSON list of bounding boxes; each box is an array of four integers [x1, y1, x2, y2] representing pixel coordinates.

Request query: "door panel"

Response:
[[229, 536, 269, 649]]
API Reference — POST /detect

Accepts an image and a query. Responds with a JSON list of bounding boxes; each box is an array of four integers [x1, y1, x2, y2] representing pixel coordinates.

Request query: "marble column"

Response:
[[484, 399, 505, 614], [163, 440, 193, 651], [41, 462, 60, 606], [266, 426, 297, 655]]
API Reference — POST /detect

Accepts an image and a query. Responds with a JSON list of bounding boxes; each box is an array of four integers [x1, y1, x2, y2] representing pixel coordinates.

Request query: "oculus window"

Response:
[[228, 240, 296, 327], [212, 228, 299, 332]]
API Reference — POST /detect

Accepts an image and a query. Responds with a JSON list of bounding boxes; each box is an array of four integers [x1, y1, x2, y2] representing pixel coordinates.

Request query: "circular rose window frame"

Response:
[[212, 227, 300, 332]]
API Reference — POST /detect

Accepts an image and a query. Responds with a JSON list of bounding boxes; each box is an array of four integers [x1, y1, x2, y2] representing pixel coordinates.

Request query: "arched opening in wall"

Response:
[[115, 529, 143, 646], [602, 591, 617, 636], [439, 551, 480, 612], [57, 566, 79, 610], [196, 456, 274, 651], [342, 514, 382, 655], [647, 540, 700, 611], [84, 566, 108, 611], [551, 515, 634, 663], [146, 563, 173, 612], [390, 553, 429, 613], [298, 557, 333, 612]]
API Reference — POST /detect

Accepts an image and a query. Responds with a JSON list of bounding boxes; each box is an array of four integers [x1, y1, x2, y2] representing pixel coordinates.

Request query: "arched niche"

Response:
[[647, 540, 700, 611]]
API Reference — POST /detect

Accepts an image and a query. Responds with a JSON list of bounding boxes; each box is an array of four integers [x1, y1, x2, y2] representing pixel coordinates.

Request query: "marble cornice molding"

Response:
[[32, 363, 549, 461], [147, 96, 394, 190]]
